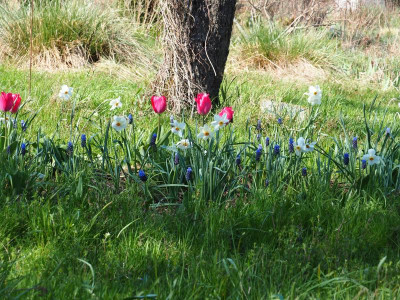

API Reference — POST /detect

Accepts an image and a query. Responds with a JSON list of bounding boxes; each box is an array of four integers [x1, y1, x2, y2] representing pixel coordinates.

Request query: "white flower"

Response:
[[109, 97, 122, 110], [362, 149, 381, 166], [294, 137, 306, 156], [0, 117, 10, 124], [305, 85, 322, 105], [171, 120, 186, 137], [176, 139, 192, 150], [58, 85, 73, 100], [197, 124, 214, 140], [112, 116, 128, 132], [303, 139, 317, 152], [211, 114, 229, 131]]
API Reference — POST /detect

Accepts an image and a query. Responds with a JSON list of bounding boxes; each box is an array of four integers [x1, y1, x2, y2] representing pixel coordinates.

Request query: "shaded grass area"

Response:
[[1, 187, 400, 298]]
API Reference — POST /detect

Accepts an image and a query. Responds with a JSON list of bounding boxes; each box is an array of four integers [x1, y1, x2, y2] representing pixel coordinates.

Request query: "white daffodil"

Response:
[[362, 149, 381, 166], [303, 139, 317, 153], [211, 114, 229, 131], [197, 124, 214, 140], [112, 116, 128, 132], [176, 139, 192, 150], [0, 117, 10, 124], [294, 137, 306, 156], [58, 85, 73, 100], [305, 85, 322, 105], [171, 120, 186, 137], [109, 97, 122, 110]]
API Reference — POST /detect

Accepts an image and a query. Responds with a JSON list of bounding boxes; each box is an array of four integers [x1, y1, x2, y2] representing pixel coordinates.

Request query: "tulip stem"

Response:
[[202, 115, 205, 126], [157, 115, 161, 142]]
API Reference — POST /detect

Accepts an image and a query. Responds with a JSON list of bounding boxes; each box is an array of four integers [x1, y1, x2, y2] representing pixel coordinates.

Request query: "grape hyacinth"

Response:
[[81, 134, 87, 148], [150, 133, 157, 146], [343, 153, 349, 166], [128, 113, 133, 125], [257, 133, 261, 141], [186, 167, 193, 181], [21, 120, 27, 132], [274, 144, 280, 155], [256, 119, 262, 131], [255, 145, 262, 161], [289, 138, 294, 153], [277, 118, 283, 125], [174, 153, 179, 165], [352, 137, 357, 150], [361, 159, 367, 170], [7, 146, 11, 155], [138, 170, 147, 182], [265, 179, 269, 188], [170, 115, 174, 126], [386, 127, 391, 137], [265, 137, 270, 147], [67, 141, 73, 156], [236, 154, 241, 167], [302, 167, 307, 177], [21, 143, 26, 156]]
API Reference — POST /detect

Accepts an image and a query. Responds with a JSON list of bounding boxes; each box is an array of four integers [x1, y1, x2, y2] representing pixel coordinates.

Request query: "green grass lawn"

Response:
[[1, 61, 400, 298], [1, 2, 400, 298]]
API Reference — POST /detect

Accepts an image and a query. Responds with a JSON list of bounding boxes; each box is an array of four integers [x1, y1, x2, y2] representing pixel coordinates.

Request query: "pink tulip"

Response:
[[218, 107, 234, 123], [195, 93, 212, 115], [151, 96, 167, 114], [10, 94, 21, 114], [0, 92, 15, 112]]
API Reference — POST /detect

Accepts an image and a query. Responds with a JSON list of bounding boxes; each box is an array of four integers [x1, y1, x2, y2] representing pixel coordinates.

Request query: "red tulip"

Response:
[[218, 107, 234, 123], [195, 93, 212, 115], [151, 96, 167, 114], [0, 92, 15, 112], [10, 94, 21, 114]]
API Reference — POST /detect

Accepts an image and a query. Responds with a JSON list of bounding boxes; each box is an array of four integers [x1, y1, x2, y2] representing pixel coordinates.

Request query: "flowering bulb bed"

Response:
[[0, 86, 399, 203]]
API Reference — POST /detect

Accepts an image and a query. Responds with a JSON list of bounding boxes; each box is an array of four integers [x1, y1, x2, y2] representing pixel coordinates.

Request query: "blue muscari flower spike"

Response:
[[12, 119, 17, 129], [256, 119, 262, 131], [170, 115, 174, 125], [138, 169, 147, 182], [344, 153, 349, 165], [150, 133, 157, 146], [174, 153, 179, 165], [386, 127, 391, 136], [352, 137, 357, 149], [67, 141, 73, 156], [236, 154, 241, 166], [277, 118, 283, 125], [186, 167, 193, 181], [265, 137, 270, 147], [302, 167, 307, 177], [128, 114, 133, 125], [21, 143, 26, 156], [7, 146, 11, 155], [21, 120, 27, 132], [81, 134, 87, 148], [265, 179, 269, 188], [255, 145, 262, 161], [274, 144, 280, 155], [289, 138, 294, 153], [361, 160, 367, 170], [257, 133, 261, 141]]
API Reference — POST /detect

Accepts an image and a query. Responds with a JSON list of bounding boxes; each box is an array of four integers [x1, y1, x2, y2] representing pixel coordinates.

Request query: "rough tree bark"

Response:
[[155, 0, 237, 112]]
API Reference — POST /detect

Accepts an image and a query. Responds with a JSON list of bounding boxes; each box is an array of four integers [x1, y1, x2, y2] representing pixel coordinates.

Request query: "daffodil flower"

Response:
[[211, 114, 229, 131], [58, 85, 73, 100], [171, 120, 186, 137], [176, 139, 192, 150], [112, 116, 128, 132], [361, 149, 381, 166], [197, 124, 214, 140], [303, 140, 317, 152], [305, 85, 322, 105], [293, 137, 306, 156], [109, 97, 122, 110]]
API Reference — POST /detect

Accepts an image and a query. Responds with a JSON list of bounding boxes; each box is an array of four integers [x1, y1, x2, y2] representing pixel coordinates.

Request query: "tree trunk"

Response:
[[155, 0, 237, 112]]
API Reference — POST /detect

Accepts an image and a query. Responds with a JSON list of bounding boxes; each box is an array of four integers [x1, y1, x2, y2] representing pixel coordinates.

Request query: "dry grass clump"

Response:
[[0, 0, 159, 72]]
